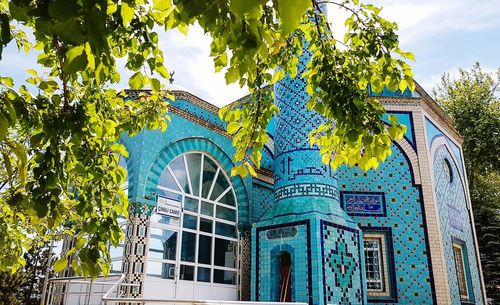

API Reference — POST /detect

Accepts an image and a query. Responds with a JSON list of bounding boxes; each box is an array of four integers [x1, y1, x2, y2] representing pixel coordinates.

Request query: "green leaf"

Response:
[[151, 78, 161, 92], [153, 0, 172, 11], [64, 45, 88, 74], [278, 0, 311, 35], [129, 72, 145, 89], [227, 122, 240, 134], [230, 0, 263, 18], [121, 2, 134, 27], [54, 258, 68, 272]]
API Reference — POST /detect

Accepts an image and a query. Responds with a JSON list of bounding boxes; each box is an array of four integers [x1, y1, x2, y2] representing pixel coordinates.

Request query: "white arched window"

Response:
[[147, 152, 238, 292]]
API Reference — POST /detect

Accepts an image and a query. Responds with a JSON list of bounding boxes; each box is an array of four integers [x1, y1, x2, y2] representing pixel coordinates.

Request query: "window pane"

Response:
[[453, 245, 468, 298], [210, 173, 230, 201], [149, 228, 177, 260], [215, 222, 236, 238], [181, 232, 196, 262], [147, 261, 175, 279], [197, 267, 211, 283], [214, 238, 237, 268], [169, 156, 190, 193], [198, 235, 212, 264], [213, 269, 236, 285], [216, 206, 236, 221], [109, 245, 124, 258], [180, 265, 194, 281], [201, 157, 218, 198], [158, 168, 179, 191], [201, 201, 213, 216], [184, 197, 198, 212], [183, 214, 197, 230], [200, 218, 213, 233], [150, 213, 180, 226], [185, 153, 202, 196], [218, 190, 236, 206], [110, 260, 122, 274], [363, 238, 384, 292]]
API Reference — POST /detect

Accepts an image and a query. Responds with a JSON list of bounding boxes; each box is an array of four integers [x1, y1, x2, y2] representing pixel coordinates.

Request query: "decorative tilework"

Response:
[[367, 84, 418, 98], [122, 202, 152, 298], [425, 118, 465, 176], [142, 137, 251, 228], [433, 146, 484, 305], [382, 111, 416, 150], [274, 183, 339, 202], [254, 221, 312, 304], [338, 142, 436, 305], [340, 192, 387, 217], [321, 220, 365, 305], [239, 229, 252, 301], [252, 180, 274, 223]]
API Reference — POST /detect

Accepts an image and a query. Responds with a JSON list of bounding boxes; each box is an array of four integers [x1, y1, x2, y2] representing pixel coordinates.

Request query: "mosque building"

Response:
[[60, 10, 486, 305]]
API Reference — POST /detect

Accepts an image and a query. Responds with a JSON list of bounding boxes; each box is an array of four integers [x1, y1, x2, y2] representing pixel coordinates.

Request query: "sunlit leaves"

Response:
[[278, 0, 311, 35]]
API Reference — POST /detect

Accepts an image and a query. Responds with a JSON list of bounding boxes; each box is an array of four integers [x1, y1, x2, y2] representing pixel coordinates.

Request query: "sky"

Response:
[[1, 0, 500, 107]]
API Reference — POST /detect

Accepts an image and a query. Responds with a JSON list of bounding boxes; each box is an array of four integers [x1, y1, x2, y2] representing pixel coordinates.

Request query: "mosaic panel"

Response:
[[251, 181, 274, 222], [340, 192, 387, 217], [122, 202, 151, 298], [337, 143, 435, 304], [425, 118, 465, 175], [274, 183, 339, 202], [433, 146, 484, 305], [171, 98, 225, 129], [321, 221, 364, 305], [367, 84, 418, 98], [239, 229, 252, 301]]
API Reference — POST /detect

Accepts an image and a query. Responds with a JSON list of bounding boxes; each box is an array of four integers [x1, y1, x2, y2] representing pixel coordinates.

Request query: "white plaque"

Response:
[[156, 195, 181, 218]]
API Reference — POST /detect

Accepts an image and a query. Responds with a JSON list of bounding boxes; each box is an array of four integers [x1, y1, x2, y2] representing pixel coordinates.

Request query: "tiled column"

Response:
[[122, 202, 153, 298]]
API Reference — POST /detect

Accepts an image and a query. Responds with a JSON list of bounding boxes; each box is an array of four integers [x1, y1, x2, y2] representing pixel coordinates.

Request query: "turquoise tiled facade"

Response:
[[113, 10, 485, 304], [117, 83, 486, 304]]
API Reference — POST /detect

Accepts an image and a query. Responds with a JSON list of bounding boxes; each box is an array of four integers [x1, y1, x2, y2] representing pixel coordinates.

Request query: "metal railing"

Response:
[[46, 274, 307, 305], [45, 274, 138, 305]]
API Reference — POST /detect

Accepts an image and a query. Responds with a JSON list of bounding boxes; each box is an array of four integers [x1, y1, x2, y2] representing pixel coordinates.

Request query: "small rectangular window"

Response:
[[364, 237, 384, 292], [362, 230, 394, 300], [453, 242, 469, 300]]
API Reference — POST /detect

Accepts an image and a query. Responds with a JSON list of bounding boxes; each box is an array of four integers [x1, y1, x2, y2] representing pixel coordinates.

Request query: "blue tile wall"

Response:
[[170, 98, 225, 129], [338, 142, 436, 305], [433, 145, 484, 305], [119, 109, 251, 226], [425, 118, 465, 175], [251, 180, 274, 223]]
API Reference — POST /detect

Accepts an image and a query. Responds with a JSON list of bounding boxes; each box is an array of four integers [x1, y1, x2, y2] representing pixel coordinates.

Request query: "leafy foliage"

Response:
[[0, 0, 413, 276], [433, 63, 500, 303], [0, 243, 54, 305]]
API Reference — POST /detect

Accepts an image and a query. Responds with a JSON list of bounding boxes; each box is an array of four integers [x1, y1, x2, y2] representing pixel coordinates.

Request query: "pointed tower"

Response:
[[251, 7, 367, 305]]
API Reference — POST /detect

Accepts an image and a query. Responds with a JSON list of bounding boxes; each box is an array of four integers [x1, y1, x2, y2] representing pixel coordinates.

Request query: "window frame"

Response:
[[361, 227, 398, 302], [452, 239, 472, 302], [147, 152, 239, 287]]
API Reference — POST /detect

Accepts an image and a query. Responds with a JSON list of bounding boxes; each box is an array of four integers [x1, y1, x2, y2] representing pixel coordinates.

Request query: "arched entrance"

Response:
[[145, 152, 239, 300], [279, 252, 292, 302]]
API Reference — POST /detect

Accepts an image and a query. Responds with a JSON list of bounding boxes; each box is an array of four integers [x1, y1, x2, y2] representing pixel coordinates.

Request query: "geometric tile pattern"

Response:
[[252, 181, 274, 223], [321, 221, 364, 305], [338, 143, 436, 304], [433, 145, 484, 305], [122, 202, 152, 298], [239, 229, 252, 301], [274, 183, 339, 202]]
